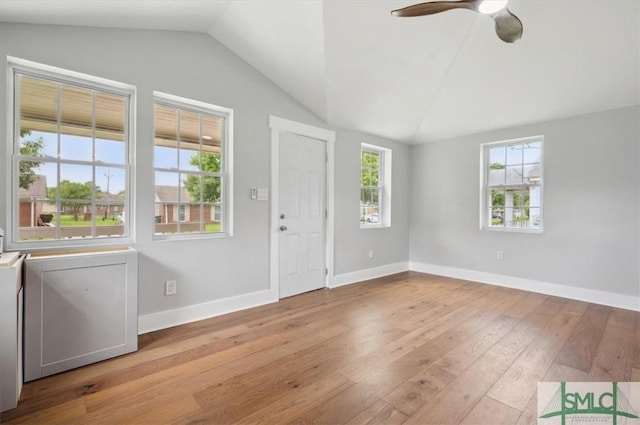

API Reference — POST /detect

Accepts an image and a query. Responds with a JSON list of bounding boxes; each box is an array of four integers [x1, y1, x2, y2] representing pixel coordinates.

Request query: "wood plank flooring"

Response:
[[2, 271, 638, 424]]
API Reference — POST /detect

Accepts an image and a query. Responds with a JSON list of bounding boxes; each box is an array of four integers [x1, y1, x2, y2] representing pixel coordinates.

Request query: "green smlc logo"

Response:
[[539, 382, 639, 425]]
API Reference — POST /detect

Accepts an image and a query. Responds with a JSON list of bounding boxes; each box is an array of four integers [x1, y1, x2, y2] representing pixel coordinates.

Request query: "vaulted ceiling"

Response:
[[1, 0, 638, 144]]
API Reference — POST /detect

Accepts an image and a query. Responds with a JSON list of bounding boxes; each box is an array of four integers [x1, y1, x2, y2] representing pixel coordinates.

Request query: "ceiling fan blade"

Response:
[[391, 0, 480, 17], [492, 8, 523, 43]]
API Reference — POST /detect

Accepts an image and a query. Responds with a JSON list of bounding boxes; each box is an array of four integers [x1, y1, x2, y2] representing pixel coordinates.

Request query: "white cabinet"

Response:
[[1, 252, 24, 412], [24, 248, 138, 382]]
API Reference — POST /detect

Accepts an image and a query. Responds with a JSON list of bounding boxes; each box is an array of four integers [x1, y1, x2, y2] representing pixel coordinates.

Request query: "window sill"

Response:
[[152, 232, 232, 242], [483, 226, 543, 234], [360, 224, 390, 230]]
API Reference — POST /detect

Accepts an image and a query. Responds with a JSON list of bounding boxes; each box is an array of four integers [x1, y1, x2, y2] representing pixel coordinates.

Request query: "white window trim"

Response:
[[6, 57, 137, 251], [360, 143, 392, 229], [152, 91, 233, 240], [479, 135, 544, 234]]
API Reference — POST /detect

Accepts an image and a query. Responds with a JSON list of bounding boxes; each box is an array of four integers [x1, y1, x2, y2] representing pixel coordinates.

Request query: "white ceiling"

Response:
[[1, 0, 638, 144]]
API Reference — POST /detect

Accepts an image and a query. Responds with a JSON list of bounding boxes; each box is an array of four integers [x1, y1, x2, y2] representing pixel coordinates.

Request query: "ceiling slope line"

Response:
[[409, 16, 480, 144]]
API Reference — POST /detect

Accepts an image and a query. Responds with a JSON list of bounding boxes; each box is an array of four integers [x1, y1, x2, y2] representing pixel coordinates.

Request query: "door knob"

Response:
[[279, 225, 287, 231]]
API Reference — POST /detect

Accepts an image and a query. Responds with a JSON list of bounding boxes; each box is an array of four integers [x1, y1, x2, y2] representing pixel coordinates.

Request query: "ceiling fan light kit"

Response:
[[478, 0, 508, 15], [391, 0, 523, 43]]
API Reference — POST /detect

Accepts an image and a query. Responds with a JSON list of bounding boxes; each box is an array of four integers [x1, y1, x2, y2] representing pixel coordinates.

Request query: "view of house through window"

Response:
[[12, 66, 132, 245], [153, 94, 231, 237], [360, 143, 391, 227], [483, 137, 543, 231]]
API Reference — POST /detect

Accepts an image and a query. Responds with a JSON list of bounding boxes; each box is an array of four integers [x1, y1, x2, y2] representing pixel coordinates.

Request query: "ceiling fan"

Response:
[[391, 0, 523, 43]]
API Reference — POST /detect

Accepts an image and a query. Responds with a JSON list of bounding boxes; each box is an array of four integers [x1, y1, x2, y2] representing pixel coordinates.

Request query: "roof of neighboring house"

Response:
[[489, 163, 541, 187], [98, 192, 124, 203], [19, 175, 47, 199], [154, 185, 193, 203]]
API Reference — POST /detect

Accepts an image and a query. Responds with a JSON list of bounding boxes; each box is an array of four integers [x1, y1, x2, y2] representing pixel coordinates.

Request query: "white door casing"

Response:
[[269, 116, 335, 299]]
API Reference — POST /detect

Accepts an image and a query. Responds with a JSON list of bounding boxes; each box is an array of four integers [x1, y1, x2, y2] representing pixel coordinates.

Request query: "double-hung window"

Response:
[[9, 58, 134, 248], [481, 136, 543, 232], [153, 92, 233, 238], [360, 143, 392, 228]]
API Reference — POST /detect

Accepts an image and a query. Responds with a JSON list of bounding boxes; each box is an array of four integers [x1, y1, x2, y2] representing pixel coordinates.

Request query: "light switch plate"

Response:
[[257, 188, 269, 201]]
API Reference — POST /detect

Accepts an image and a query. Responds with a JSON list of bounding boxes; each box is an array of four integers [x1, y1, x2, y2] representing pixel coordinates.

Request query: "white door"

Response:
[[278, 131, 326, 298]]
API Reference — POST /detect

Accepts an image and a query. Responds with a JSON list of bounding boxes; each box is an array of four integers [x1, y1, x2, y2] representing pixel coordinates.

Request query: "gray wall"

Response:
[[334, 128, 410, 274], [0, 23, 411, 316], [409, 106, 640, 297]]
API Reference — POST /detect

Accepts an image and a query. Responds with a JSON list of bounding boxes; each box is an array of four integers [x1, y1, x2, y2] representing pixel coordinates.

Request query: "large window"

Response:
[[9, 59, 134, 248], [482, 136, 543, 232], [153, 92, 233, 238], [360, 143, 391, 228]]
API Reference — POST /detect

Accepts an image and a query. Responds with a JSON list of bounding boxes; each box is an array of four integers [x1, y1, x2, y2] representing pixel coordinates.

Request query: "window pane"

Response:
[[506, 144, 523, 165], [361, 169, 371, 186], [17, 162, 54, 241], [155, 146, 178, 170], [19, 201, 57, 241], [181, 173, 199, 205], [488, 146, 505, 168], [60, 84, 93, 161], [95, 91, 126, 140], [60, 134, 92, 162], [155, 171, 179, 233], [201, 152, 221, 173], [204, 204, 222, 233], [371, 189, 379, 205], [529, 208, 541, 228], [370, 169, 379, 186], [58, 201, 92, 238], [154, 104, 178, 169], [364, 207, 379, 224], [361, 187, 371, 205], [528, 185, 542, 208], [178, 110, 200, 171], [19, 76, 58, 146], [179, 143, 200, 171], [523, 142, 542, 164], [523, 163, 541, 182], [489, 189, 505, 208], [513, 191, 527, 207], [19, 130, 53, 160], [96, 138, 125, 165], [490, 208, 504, 226], [202, 114, 223, 164], [95, 92, 126, 164], [96, 167, 125, 200], [488, 167, 505, 186], [202, 176, 222, 203], [60, 164, 93, 192], [506, 165, 523, 185]]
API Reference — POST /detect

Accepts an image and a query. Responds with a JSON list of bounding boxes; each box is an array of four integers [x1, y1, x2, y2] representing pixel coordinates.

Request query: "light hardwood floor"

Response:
[[2, 272, 639, 424]]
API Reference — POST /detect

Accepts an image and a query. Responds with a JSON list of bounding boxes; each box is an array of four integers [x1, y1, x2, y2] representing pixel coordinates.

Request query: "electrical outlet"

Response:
[[368, 249, 374, 259], [165, 280, 177, 295], [496, 250, 504, 261]]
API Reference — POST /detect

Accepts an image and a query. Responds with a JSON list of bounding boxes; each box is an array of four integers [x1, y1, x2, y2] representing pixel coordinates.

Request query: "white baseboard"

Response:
[[138, 288, 278, 334], [331, 261, 409, 289], [409, 261, 640, 312], [139, 260, 639, 334]]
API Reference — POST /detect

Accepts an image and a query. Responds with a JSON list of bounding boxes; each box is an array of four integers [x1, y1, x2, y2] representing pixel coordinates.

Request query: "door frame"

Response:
[[269, 116, 335, 298]]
